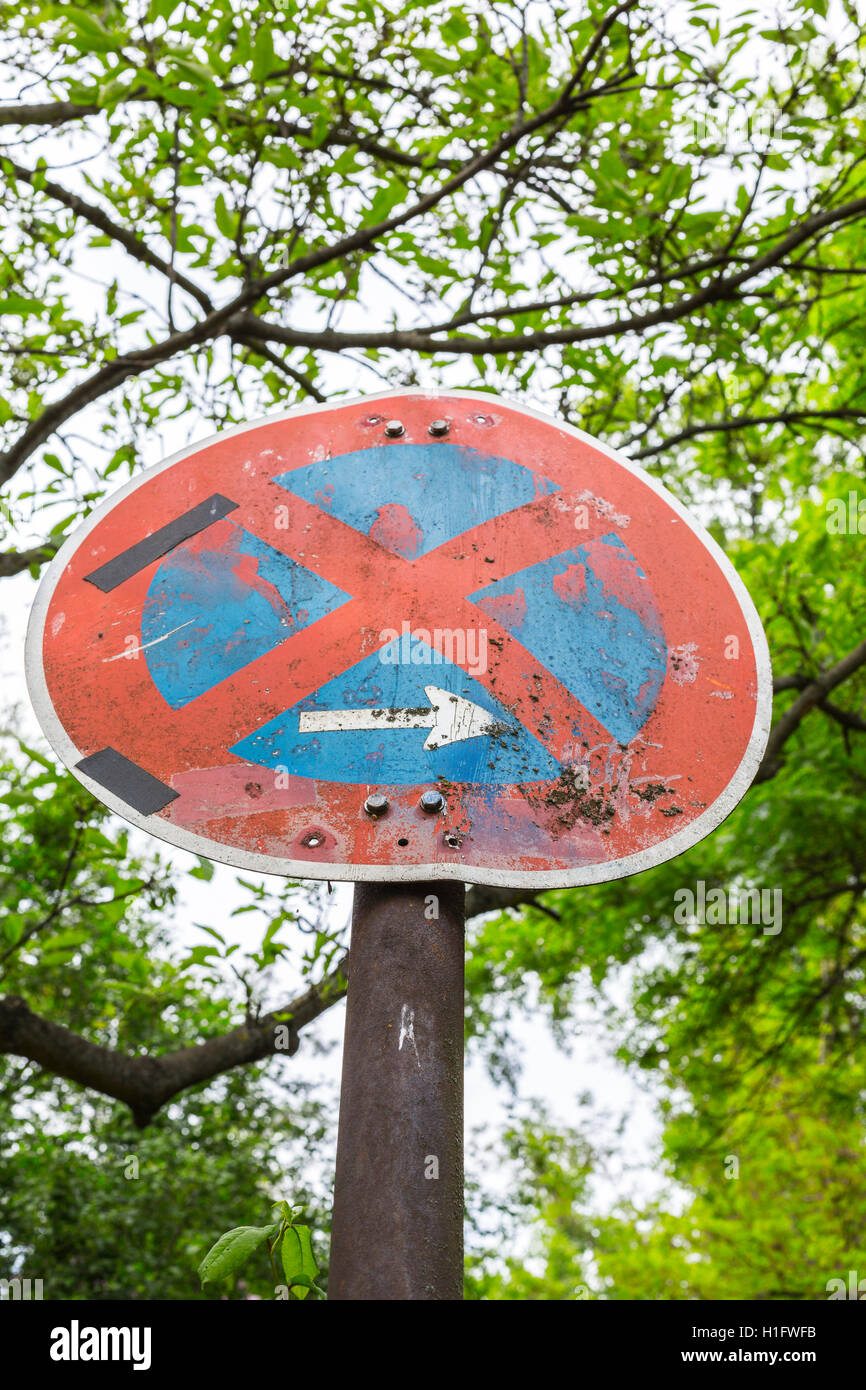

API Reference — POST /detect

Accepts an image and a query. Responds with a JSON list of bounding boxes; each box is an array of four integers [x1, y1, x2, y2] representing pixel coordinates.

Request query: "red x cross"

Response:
[[199, 472, 617, 752], [45, 426, 623, 784], [40, 393, 760, 881]]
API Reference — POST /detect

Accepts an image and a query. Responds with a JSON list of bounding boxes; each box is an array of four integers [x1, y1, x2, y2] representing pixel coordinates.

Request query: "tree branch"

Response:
[[0, 100, 100, 127], [0, 42, 640, 487], [231, 328, 326, 402], [0, 301, 246, 487], [756, 638, 866, 781], [239, 194, 866, 357], [0, 542, 57, 577], [1, 156, 214, 314], [0, 957, 348, 1127], [631, 406, 866, 459], [251, 24, 641, 301]]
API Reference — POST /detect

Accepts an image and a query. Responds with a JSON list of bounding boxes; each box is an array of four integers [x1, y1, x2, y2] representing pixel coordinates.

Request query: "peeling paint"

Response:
[[398, 1004, 421, 1069], [668, 641, 701, 684]]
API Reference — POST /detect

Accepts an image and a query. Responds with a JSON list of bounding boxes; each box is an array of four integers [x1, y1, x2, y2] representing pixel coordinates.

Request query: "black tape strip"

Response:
[[84, 493, 239, 592], [76, 747, 179, 816]]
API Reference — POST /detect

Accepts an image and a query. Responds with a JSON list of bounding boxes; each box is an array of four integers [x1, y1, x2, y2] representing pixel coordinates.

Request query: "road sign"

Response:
[[26, 390, 771, 888]]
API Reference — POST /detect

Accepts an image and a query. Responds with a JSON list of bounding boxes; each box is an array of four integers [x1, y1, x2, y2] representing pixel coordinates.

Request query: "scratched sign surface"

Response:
[[26, 391, 771, 888]]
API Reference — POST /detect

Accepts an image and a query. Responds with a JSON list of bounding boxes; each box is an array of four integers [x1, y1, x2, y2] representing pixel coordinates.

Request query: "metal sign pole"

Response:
[[328, 880, 465, 1301]]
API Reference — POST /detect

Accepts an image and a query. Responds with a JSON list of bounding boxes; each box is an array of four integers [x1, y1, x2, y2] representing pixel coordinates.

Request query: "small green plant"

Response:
[[198, 1200, 322, 1300]]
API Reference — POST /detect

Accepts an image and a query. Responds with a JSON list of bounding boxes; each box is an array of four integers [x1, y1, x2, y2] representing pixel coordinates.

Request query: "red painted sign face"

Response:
[[26, 391, 771, 887]]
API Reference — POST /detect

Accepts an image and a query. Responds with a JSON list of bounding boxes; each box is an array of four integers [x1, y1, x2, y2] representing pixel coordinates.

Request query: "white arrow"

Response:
[[297, 684, 511, 751]]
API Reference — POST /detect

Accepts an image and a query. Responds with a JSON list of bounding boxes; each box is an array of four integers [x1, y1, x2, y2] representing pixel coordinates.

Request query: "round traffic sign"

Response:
[[26, 390, 771, 887]]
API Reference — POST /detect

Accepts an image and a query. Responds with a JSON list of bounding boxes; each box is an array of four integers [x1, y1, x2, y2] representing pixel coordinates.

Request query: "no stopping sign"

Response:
[[26, 390, 771, 887]]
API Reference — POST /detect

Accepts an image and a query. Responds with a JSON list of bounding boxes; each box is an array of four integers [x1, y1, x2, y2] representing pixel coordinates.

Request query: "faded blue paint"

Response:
[[230, 635, 562, 784], [470, 533, 666, 744], [274, 443, 559, 558], [141, 522, 352, 708]]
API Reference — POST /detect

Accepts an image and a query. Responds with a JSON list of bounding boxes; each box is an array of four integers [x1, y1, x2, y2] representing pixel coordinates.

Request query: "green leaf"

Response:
[[198, 1224, 277, 1285], [280, 1223, 318, 1298], [441, 12, 471, 43], [194, 923, 225, 944], [178, 944, 220, 970], [214, 193, 237, 240], [150, 0, 180, 20], [172, 56, 216, 83], [2, 916, 24, 946], [251, 27, 275, 78], [40, 929, 89, 953]]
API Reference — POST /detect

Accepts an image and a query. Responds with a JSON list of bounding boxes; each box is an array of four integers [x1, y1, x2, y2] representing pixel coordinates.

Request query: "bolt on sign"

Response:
[[26, 391, 771, 887]]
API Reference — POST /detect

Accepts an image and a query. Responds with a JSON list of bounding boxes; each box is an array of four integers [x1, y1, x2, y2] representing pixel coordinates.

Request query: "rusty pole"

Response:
[[328, 880, 465, 1300]]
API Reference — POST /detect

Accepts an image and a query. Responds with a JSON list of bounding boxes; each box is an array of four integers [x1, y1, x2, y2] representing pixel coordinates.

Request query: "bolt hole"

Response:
[[302, 832, 324, 848], [445, 834, 460, 847], [397, 837, 409, 847]]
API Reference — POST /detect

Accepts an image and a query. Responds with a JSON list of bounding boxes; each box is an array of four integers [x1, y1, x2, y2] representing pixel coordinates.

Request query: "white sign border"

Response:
[[25, 388, 773, 890]]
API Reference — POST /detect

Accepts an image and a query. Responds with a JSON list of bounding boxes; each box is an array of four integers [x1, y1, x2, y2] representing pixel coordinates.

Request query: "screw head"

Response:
[[428, 419, 450, 437], [384, 419, 405, 437], [364, 793, 389, 817], [420, 789, 445, 814]]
